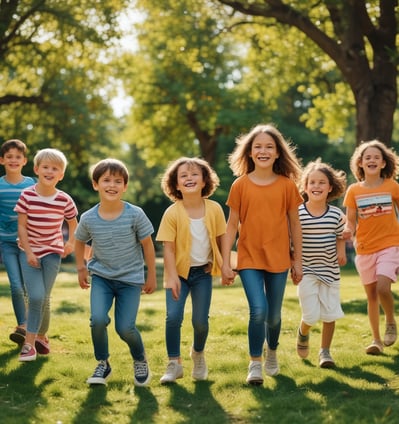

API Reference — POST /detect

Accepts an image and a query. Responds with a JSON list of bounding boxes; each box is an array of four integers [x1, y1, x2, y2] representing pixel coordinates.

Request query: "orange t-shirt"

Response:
[[226, 174, 302, 272], [343, 179, 399, 254]]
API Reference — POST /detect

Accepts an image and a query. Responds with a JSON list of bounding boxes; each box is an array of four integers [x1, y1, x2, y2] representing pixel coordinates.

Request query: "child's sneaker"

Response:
[[246, 360, 263, 385], [19, 343, 37, 362], [35, 337, 50, 355], [10, 327, 26, 346], [190, 348, 208, 380], [160, 360, 183, 384], [365, 340, 384, 355], [384, 323, 397, 346], [319, 349, 335, 368], [296, 328, 309, 359], [86, 360, 112, 385], [264, 347, 279, 376], [134, 359, 151, 387]]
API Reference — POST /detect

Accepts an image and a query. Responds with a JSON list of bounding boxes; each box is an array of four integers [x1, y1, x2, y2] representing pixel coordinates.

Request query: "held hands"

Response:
[[290, 261, 303, 285], [341, 227, 353, 240], [62, 241, 74, 258], [221, 264, 237, 286]]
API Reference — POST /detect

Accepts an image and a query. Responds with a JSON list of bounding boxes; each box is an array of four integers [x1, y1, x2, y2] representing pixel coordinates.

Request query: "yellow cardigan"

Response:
[[156, 199, 226, 283]]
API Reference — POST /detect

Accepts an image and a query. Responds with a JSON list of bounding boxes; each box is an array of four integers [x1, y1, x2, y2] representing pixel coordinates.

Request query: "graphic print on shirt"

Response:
[[355, 192, 392, 219]]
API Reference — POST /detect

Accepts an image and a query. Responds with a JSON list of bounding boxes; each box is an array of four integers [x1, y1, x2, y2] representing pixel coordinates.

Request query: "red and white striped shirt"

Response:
[[14, 184, 78, 258]]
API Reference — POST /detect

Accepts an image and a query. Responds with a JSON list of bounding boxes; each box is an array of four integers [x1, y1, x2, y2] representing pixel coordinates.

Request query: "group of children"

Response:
[[0, 123, 398, 387]]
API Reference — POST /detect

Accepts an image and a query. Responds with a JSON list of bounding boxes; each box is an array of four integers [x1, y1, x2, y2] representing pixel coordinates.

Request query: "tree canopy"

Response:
[[217, 0, 398, 145]]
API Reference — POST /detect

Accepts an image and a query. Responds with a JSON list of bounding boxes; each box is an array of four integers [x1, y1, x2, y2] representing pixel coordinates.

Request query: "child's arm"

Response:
[[221, 208, 239, 286], [17, 212, 39, 268], [342, 207, 356, 240], [163, 240, 181, 299], [288, 208, 303, 285], [337, 238, 347, 266], [75, 239, 90, 289], [141, 235, 156, 294], [63, 217, 78, 258]]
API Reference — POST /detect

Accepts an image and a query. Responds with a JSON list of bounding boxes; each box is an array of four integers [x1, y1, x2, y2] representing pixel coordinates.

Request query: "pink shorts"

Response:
[[355, 246, 399, 285]]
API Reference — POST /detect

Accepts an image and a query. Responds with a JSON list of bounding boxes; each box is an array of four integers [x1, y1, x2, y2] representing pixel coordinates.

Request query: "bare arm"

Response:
[[342, 207, 357, 240], [163, 240, 181, 300], [288, 208, 303, 285], [141, 235, 156, 294], [337, 238, 347, 266], [221, 208, 239, 285], [17, 212, 39, 268], [75, 239, 90, 289], [63, 217, 78, 258]]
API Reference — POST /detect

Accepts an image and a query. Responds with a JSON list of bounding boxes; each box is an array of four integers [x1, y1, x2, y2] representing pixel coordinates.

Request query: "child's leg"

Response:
[[90, 275, 114, 361], [321, 321, 335, 350], [190, 270, 212, 353], [364, 282, 382, 342], [115, 283, 144, 359], [376, 275, 396, 324]]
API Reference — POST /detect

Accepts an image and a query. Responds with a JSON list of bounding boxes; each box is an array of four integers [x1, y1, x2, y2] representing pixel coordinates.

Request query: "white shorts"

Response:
[[297, 273, 344, 325]]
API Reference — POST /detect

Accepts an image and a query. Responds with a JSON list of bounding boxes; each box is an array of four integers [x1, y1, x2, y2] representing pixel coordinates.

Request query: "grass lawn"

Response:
[[0, 263, 398, 424]]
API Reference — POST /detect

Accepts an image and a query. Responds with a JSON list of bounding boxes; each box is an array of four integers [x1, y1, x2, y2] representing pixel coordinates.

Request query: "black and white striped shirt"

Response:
[[299, 203, 345, 286]]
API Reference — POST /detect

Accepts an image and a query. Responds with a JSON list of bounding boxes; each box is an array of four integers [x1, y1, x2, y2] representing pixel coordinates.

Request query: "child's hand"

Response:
[[142, 277, 156, 294], [221, 266, 237, 286], [341, 228, 353, 240], [62, 241, 74, 258], [27, 252, 39, 268], [77, 268, 90, 289], [290, 262, 303, 285]]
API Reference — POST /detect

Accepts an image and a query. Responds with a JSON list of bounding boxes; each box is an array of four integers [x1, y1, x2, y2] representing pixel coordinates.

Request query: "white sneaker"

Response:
[[246, 360, 263, 385], [160, 360, 183, 384], [264, 347, 279, 376], [190, 348, 208, 380]]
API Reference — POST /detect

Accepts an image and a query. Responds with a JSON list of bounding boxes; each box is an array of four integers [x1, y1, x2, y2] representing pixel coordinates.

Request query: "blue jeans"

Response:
[[165, 266, 212, 357], [20, 252, 61, 334], [0, 241, 26, 326], [239, 269, 288, 356], [90, 275, 145, 362]]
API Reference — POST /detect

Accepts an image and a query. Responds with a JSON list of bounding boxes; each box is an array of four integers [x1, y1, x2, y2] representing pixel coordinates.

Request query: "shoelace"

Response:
[[93, 361, 108, 377], [134, 361, 148, 378], [193, 355, 205, 371]]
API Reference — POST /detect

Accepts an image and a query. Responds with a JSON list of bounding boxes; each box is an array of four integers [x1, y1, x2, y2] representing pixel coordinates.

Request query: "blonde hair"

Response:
[[300, 158, 346, 202], [34, 148, 68, 172], [228, 123, 302, 182], [349, 139, 399, 181], [161, 157, 220, 202]]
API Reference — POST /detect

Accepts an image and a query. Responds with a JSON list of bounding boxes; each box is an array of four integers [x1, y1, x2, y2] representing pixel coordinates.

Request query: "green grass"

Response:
[[0, 264, 398, 424]]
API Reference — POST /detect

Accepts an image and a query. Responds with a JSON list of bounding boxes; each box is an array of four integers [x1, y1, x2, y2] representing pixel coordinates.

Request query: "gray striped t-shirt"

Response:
[[75, 202, 154, 285]]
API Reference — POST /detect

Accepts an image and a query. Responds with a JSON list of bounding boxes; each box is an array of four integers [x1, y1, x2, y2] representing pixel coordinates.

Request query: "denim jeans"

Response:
[[165, 266, 212, 358], [90, 274, 145, 362], [239, 269, 288, 356], [20, 252, 61, 334], [0, 241, 26, 326]]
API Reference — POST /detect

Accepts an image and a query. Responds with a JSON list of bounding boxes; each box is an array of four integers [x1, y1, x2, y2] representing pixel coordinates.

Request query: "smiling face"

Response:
[[92, 170, 127, 201], [305, 169, 332, 203], [176, 163, 205, 197], [0, 147, 27, 175], [359, 146, 386, 177], [34, 159, 64, 189], [250, 132, 279, 170]]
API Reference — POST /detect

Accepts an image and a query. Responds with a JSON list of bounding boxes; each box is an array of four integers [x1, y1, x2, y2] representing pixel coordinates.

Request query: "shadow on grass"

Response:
[[249, 364, 399, 424], [129, 386, 158, 423], [71, 384, 111, 424], [165, 381, 231, 424], [0, 349, 47, 422]]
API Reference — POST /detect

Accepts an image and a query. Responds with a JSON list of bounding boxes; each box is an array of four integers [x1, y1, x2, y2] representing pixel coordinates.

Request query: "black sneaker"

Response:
[[133, 359, 151, 387], [86, 360, 112, 385]]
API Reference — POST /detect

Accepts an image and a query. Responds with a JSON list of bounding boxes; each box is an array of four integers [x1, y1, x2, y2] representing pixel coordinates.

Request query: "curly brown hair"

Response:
[[350, 139, 399, 181], [161, 157, 220, 201]]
